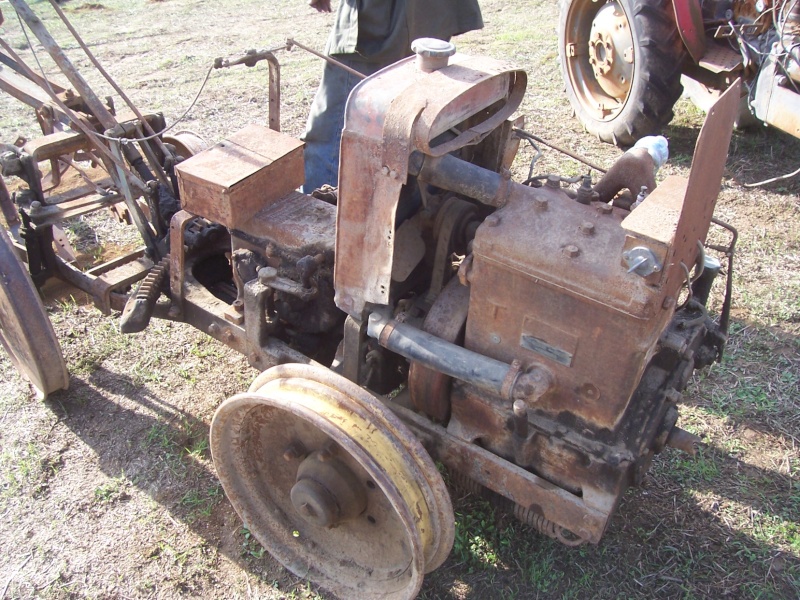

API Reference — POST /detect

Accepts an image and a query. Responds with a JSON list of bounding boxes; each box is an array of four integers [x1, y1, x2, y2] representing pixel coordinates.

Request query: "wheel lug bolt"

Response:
[[282, 442, 306, 462]]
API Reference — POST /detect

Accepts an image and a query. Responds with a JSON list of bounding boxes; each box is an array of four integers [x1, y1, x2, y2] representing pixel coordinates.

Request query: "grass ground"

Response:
[[1, 0, 799, 598]]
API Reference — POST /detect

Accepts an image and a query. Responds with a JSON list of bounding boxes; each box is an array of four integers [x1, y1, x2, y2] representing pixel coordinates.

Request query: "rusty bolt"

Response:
[[546, 174, 561, 189], [232, 299, 244, 313], [564, 244, 580, 258], [259, 266, 278, 284], [534, 197, 548, 210], [598, 203, 613, 215], [222, 329, 233, 342], [208, 323, 219, 335], [30, 201, 42, 213], [580, 222, 595, 236], [283, 442, 306, 462], [381, 166, 390, 176], [318, 444, 336, 462]]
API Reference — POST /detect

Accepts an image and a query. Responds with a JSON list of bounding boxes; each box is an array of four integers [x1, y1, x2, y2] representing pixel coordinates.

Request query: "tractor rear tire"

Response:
[[558, 0, 686, 146]]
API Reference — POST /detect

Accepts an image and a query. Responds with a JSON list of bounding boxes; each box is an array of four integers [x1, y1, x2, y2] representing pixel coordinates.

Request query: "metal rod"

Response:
[[9, 0, 117, 130], [46, 0, 173, 169], [214, 49, 283, 132], [108, 140, 162, 259], [0, 37, 142, 187], [0, 47, 66, 93], [287, 38, 366, 80], [0, 177, 21, 237], [513, 128, 607, 173]]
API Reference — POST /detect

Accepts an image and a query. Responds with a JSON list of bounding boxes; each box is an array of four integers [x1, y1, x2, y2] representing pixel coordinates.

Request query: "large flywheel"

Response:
[[210, 364, 454, 600], [0, 231, 68, 399]]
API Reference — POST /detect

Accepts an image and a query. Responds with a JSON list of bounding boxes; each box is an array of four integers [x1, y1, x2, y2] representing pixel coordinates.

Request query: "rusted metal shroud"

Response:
[[334, 53, 526, 316]]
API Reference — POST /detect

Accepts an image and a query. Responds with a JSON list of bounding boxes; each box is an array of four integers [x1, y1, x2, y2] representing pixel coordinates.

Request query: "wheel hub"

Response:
[[589, 31, 614, 75], [588, 2, 634, 99], [290, 449, 368, 528]]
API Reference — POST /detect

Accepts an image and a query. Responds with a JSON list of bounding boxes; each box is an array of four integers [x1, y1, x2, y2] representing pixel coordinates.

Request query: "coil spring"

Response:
[[449, 470, 589, 547], [448, 469, 484, 497], [512, 502, 587, 547]]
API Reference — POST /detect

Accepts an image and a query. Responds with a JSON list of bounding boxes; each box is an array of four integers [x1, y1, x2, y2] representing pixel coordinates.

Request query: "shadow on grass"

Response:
[[43, 367, 317, 597], [684, 320, 799, 442], [417, 452, 799, 600], [37, 317, 800, 600], [664, 121, 800, 195]]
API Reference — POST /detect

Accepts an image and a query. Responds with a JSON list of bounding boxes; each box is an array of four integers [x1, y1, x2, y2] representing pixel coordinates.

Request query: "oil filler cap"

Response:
[[412, 38, 456, 72]]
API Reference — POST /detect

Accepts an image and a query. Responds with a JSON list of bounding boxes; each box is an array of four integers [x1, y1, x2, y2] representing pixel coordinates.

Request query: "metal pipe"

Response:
[[410, 151, 506, 206], [665, 426, 702, 456], [213, 48, 283, 132], [513, 128, 607, 174], [368, 312, 510, 396], [591, 148, 655, 204]]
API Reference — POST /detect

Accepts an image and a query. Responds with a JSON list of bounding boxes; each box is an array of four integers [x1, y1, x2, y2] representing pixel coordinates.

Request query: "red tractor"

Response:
[[559, 0, 800, 145]]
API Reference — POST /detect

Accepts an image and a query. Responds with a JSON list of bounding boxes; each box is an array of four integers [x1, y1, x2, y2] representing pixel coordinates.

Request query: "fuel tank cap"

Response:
[[411, 38, 456, 72]]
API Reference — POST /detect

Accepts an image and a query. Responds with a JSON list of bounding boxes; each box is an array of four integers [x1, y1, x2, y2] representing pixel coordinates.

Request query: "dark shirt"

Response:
[[326, 0, 484, 63]]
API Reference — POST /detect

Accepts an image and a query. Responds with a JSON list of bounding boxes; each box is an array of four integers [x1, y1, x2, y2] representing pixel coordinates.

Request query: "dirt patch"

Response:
[[70, 3, 108, 12], [1, 0, 799, 599]]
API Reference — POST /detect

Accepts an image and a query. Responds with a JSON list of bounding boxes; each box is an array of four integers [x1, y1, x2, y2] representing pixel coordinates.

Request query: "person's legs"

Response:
[[301, 57, 364, 193]]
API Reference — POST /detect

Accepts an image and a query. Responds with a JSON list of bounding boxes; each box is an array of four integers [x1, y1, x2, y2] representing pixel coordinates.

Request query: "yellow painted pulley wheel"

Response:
[[210, 364, 454, 600]]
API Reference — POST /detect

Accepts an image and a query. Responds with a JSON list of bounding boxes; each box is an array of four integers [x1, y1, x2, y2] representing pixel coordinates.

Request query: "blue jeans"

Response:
[[301, 56, 383, 193]]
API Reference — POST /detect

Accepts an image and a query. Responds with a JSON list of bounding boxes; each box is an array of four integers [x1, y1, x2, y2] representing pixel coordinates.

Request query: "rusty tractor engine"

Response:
[[156, 45, 741, 599]]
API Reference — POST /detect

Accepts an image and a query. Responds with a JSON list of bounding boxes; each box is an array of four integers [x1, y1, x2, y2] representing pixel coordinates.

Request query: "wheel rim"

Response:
[[212, 364, 454, 600], [162, 130, 208, 159], [564, 0, 635, 122], [0, 231, 68, 399]]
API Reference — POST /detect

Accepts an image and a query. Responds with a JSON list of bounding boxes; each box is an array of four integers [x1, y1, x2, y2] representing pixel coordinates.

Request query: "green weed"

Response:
[[180, 485, 222, 522], [241, 527, 266, 559], [94, 473, 129, 503]]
